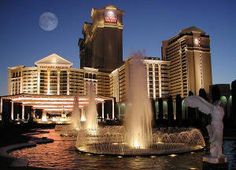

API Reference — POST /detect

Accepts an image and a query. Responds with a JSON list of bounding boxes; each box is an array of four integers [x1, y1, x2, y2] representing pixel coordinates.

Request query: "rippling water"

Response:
[[10, 129, 236, 170]]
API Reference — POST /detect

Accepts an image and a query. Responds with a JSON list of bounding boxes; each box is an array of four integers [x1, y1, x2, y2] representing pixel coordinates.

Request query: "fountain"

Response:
[[75, 56, 206, 156], [84, 82, 98, 133], [125, 56, 152, 149], [71, 95, 81, 130]]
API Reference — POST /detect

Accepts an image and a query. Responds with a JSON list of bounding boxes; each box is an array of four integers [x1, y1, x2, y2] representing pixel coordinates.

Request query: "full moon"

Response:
[[39, 12, 58, 31]]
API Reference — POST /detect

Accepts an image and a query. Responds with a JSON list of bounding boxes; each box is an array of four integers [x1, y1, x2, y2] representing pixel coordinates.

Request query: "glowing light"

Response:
[[12, 97, 74, 101], [132, 140, 142, 149], [220, 96, 227, 106], [23, 101, 73, 105], [78, 147, 86, 151], [194, 38, 199, 45], [80, 114, 86, 122], [169, 154, 177, 157], [43, 108, 71, 111], [118, 156, 122, 158], [41, 114, 48, 122]]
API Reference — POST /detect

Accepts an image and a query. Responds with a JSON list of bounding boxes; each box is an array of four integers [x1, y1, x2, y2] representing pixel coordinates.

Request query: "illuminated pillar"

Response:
[[57, 71, 60, 95], [112, 99, 115, 120], [0, 98, 2, 120], [11, 101, 14, 120], [152, 64, 156, 99], [158, 64, 162, 98], [67, 71, 70, 95], [22, 104, 25, 120], [37, 70, 40, 94], [146, 64, 150, 98], [102, 102, 105, 120], [20, 73, 23, 93], [0, 97, 2, 113], [47, 70, 50, 95]]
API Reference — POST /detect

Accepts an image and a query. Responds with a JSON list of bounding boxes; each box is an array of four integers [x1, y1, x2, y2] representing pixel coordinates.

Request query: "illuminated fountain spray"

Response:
[[85, 82, 98, 133], [125, 55, 153, 149], [75, 55, 205, 156], [80, 107, 86, 122], [71, 95, 81, 130], [41, 112, 48, 122]]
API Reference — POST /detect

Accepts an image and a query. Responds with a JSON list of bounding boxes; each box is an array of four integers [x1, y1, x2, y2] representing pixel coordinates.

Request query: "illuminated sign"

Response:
[[104, 10, 117, 23]]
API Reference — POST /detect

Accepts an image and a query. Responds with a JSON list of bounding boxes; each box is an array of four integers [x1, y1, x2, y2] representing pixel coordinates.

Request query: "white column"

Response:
[[0, 97, 2, 113], [146, 64, 150, 98], [67, 71, 70, 95], [152, 64, 156, 99], [37, 70, 40, 94], [47, 70, 50, 95], [22, 104, 25, 120], [112, 99, 115, 120], [57, 71, 60, 95], [11, 101, 14, 120], [102, 102, 105, 120], [0, 98, 2, 120], [20, 72, 23, 94], [158, 64, 162, 98]]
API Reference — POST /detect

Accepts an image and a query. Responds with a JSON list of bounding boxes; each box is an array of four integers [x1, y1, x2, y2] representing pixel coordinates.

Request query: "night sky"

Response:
[[0, 0, 235, 96]]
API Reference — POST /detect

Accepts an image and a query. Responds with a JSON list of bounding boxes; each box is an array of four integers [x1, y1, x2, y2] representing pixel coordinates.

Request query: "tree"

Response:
[[232, 80, 236, 127], [151, 98, 157, 127], [176, 94, 182, 127], [199, 88, 208, 101], [158, 98, 163, 123], [188, 91, 196, 127], [167, 96, 174, 126], [211, 85, 221, 103]]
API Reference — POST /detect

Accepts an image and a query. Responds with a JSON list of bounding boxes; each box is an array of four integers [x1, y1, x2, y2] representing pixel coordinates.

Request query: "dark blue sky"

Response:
[[0, 0, 235, 95]]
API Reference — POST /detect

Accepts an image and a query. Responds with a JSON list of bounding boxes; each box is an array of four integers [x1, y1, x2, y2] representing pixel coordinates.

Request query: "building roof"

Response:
[[35, 53, 73, 68], [180, 26, 206, 34]]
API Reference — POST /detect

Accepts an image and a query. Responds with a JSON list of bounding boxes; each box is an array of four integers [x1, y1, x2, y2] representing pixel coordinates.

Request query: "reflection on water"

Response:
[[224, 140, 236, 170], [10, 129, 236, 170]]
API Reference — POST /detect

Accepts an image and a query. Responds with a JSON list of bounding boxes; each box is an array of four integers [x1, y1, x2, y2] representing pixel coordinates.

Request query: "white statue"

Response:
[[184, 96, 225, 158]]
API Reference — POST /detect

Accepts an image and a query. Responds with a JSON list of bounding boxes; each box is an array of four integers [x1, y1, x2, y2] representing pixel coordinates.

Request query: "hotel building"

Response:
[[1, 5, 213, 122], [8, 54, 169, 103], [162, 26, 212, 97], [110, 57, 170, 102], [8, 54, 110, 97], [5, 54, 113, 121], [79, 5, 124, 72]]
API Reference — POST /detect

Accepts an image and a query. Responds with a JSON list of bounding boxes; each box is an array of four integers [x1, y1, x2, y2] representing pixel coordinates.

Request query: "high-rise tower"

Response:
[[79, 5, 124, 72], [162, 26, 212, 97]]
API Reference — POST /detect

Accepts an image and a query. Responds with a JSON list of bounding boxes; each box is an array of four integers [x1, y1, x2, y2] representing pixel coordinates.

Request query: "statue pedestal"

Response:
[[203, 155, 227, 164], [202, 155, 228, 170]]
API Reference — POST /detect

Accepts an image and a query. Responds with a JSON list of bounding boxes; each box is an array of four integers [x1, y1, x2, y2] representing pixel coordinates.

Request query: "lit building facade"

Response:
[[79, 5, 124, 72], [8, 54, 110, 97], [8, 54, 169, 104], [162, 26, 212, 97], [110, 57, 170, 102]]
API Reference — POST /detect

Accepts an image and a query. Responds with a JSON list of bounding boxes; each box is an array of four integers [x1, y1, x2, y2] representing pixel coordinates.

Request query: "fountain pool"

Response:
[[75, 56, 205, 156], [76, 126, 205, 156]]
